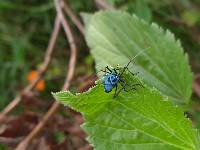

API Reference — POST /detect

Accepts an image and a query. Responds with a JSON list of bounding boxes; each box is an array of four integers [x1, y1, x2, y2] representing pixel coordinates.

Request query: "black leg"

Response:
[[118, 59, 133, 77], [97, 69, 109, 74], [113, 84, 118, 98], [119, 66, 139, 78], [97, 66, 113, 74], [113, 68, 119, 74], [115, 82, 127, 97], [124, 83, 144, 92], [106, 66, 113, 73], [134, 83, 144, 88], [119, 78, 144, 92], [99, 70, 109, 73], [113, 78, 127, 97], [126, 68, 139, 76], [118, 78, 126, 87], [124, 87, 136, 92]]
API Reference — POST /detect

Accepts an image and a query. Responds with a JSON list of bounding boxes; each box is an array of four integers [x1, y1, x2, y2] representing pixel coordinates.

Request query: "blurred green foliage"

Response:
[[0, 0, 95, 110], [0, 0, 55, 109]]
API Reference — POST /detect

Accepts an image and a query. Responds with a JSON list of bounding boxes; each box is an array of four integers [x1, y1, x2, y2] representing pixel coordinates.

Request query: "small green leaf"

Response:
[[85, 11, 192, 104], [53, 73, 200, 150]]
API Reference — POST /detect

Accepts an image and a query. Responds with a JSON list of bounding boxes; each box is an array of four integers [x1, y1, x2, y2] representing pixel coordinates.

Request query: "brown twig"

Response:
[[61, 0, 85, 35], [15, 0, 77, 149], [193, 74, 200, 98], [0, 136, 24, 146], [0, 15, 61, 122], [95, 0, 114, 10], [55, 0, 77, 91]]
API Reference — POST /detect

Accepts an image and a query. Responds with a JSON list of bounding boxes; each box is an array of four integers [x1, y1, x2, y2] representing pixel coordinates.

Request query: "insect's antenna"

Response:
[[125, 46, 151, 68], [118, 47, 150, 77]]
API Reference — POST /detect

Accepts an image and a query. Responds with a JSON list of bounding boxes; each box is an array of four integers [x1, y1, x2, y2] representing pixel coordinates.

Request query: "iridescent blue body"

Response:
[[103, 73, 119, 93]]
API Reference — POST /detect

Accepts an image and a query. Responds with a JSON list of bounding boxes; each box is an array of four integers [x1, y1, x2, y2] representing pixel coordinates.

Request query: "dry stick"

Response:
[[95, 0, 114, 10], [0, 137, 24, 145], [193, 74, 200, 98], [15, 0, 77, 149], [0, 16, 61, 122], [61, 1, 85, 35]]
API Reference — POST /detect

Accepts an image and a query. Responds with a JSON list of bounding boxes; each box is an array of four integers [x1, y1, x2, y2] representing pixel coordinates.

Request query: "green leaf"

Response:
[[81, 13, 92, 29], [128, 0, 152, 22], [53, 72, 200, 150], [85, 11, 192, 104]]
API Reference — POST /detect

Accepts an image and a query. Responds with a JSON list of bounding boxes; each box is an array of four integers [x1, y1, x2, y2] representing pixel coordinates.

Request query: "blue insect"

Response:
[[101, 50, 146, 98], [101, 64, 142, 98]]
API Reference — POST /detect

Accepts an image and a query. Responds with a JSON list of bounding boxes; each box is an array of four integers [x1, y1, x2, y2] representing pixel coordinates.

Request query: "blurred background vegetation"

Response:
[[0, 0, 200, 149]]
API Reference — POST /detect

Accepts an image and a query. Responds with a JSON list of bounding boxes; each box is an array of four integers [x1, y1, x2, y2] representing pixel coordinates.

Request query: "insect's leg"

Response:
[[113, 84, 118, 98], [126, 68, 139, 76], [105, 66, 113, 73], [101, 70, 109, 74], [119, 66, 139, 78], [134, 83, 144, 88], [113, 68, 118, 74], [115, 82, 127, 97], [118, 78, 131, 92], [100, 66, 121, 75], [124, 85, 137, 92], [124, 83, 144, 92], [119, 76, 143, 91], [118, 68, 125, 78], [120, 73, 144, 89], [114, 78, 128, 97], [124, 87, 136, 92], [118, 59, 132, 77], [97, 66, 113, 75], [97, 69, 108, 75], [119, 78, 125, 85]]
